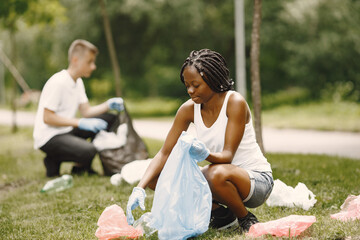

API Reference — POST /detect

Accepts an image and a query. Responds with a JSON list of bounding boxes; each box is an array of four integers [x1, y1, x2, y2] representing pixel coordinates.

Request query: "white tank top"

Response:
[[193, 91, 272, 172]]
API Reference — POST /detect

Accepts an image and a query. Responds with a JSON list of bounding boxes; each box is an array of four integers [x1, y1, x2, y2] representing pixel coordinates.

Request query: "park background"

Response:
[[1, 0, 360, 239], [1, 0, 359, 108]]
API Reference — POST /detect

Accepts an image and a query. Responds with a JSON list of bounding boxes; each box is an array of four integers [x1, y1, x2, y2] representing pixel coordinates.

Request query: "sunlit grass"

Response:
[[1, 126, 360, 239], [262, 101, 360, 132]]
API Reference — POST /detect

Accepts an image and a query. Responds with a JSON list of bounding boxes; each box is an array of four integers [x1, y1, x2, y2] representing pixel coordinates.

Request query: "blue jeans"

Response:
[[243, 171, 274, 208]]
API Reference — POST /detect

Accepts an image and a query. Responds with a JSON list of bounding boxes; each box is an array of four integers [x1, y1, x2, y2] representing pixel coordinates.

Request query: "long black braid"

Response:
[[180, 49, 234, 93]]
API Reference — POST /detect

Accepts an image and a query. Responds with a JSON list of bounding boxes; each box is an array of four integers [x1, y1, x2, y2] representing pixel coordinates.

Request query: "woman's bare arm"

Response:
[[137, 100, 194, 189]]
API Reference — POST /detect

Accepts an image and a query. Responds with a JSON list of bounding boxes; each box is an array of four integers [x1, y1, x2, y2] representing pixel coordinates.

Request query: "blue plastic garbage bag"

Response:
[[148, 131, 212, 240]]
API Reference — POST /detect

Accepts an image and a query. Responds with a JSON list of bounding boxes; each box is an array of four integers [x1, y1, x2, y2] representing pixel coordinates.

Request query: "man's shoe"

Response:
[[209, 205, 238, 230], [87, 168, 98, 175], [44, 157, 60, 177], [71, 166, 98, 176], [236, 211, 259, 233]]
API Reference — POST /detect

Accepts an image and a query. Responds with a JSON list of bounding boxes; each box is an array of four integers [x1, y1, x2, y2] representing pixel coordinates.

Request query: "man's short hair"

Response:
[[68, 39, 98, 62]]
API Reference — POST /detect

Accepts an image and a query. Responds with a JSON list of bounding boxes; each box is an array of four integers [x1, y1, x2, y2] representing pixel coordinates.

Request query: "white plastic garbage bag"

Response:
[[110, 173, 122, 186], [116, 123, 128, 142], [121, 159, 152, 185], [266, 179, 317, 210], [93, 123, 128, 151]]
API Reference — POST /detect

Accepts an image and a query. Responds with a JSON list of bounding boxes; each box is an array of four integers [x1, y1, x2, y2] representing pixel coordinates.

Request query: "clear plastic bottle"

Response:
[[40, 174, 73, 193], [133, 212, 157, 237]]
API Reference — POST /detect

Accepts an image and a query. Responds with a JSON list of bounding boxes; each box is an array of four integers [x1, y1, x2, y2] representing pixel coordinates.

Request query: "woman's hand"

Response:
[[126, 187, 146, 225], [189, 138, 210, 162]]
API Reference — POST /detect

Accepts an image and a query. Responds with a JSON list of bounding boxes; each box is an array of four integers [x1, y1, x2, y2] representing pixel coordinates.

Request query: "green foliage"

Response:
[[0, 0, 32, 28], [144, 64, 182, 97], [0, 0, 65, 31], [125, 97, 182, 118], [1, 126, 360, 239], [0, 0, 67, 92], [28, 0, 66, 25], [89, 78, 113, 101], [102, 0, 235, 98], [0, 0, 359, 103], [262, 87, 310, 109], [277, 0, 360, 101], [320, 81, 360, 103]]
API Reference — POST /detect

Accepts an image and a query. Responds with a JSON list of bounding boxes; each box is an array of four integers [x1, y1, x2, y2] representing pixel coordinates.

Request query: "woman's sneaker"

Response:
[[209, 205, 238, 230], [236, 211, 259, 233]]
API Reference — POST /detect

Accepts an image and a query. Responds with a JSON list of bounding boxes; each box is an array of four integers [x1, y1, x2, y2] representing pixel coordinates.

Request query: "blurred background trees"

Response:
[[0, 0, 359, 104]]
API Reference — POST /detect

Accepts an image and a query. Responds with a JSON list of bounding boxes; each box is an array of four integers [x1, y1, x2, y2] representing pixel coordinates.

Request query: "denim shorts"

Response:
[[243, 170, 274, 208]]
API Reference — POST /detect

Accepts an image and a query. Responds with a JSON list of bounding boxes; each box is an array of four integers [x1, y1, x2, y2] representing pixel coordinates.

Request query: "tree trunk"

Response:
[[98, 0, 122, 97], [0, 47, 30, 92], [10, 31, 18, 133], [250, 0, 264, 153]]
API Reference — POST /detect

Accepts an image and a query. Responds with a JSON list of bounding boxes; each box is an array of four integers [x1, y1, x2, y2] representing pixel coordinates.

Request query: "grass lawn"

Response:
[[1, 126, 360, 239], [262, 101, 360, 132]]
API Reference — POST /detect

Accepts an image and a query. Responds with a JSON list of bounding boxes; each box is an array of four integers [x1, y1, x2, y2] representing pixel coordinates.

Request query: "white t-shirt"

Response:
[[33, 69, 89, 149], [193, 91, 272, 172]]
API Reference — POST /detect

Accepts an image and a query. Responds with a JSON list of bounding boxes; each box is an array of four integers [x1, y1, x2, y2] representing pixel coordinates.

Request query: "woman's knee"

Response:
[[202, 164, 228, 187]]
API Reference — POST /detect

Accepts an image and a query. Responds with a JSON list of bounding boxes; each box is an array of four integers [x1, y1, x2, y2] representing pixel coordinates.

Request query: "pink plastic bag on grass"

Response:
[[246, 215, 316, 238], [331, 194, 360, 221], [95, 204, 142, 240]]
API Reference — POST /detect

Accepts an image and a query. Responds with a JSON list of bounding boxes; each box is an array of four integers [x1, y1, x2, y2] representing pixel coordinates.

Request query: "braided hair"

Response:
[[180, 49, 234, 93]]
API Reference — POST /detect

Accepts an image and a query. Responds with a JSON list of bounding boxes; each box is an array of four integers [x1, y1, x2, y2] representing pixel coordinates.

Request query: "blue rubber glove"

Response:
[[78, 118, 108, 133], [107, 97, 124, 112], [126, 187, 146, 225], [189, 138, 210, 162]]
